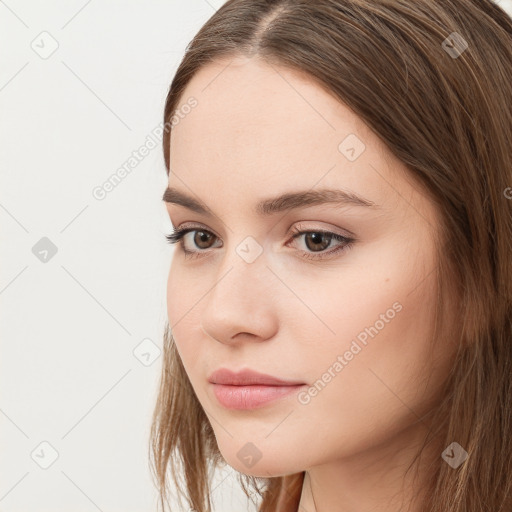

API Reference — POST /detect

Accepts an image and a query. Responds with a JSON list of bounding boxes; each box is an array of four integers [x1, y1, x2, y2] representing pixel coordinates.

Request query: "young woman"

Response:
[[149, 1, 512, 511]]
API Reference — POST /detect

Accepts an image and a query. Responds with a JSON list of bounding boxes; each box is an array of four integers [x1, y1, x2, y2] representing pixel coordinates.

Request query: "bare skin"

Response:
[[164, 55, 457, 511]]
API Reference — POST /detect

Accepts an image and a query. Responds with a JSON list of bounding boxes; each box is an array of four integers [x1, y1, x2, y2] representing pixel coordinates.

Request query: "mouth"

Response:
[[209, 383, 307, 410], [207, 367, 307, 410]]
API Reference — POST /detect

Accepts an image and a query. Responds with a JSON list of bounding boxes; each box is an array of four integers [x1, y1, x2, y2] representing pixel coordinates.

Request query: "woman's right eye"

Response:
[[165, 227, 220, 258]]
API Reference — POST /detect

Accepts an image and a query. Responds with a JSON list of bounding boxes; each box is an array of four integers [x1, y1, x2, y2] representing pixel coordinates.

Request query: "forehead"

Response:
[[171, 55, 370, 160], [168, 55, 413, 213]]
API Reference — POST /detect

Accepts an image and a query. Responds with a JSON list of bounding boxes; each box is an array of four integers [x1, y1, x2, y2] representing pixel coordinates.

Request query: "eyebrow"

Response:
[[162, 186, 378, 217]]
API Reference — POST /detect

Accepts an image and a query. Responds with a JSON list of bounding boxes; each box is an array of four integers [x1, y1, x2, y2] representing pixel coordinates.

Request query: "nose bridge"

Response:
[[210, 235, 270, 306], [200, 236, 278, 343]]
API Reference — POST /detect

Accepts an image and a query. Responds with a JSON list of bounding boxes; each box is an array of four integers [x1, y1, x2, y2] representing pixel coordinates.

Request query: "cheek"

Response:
[[166, 262, 180, 321], [166, 258, 201, 323], [285, 236, 433, 360], [166, 262, 202, 375], [289, 255, 442, 458]]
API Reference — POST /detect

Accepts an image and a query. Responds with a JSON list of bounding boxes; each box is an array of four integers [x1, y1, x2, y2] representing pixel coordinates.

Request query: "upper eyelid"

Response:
[[172, 222, 220, 238], [174, 222, 344, 234]]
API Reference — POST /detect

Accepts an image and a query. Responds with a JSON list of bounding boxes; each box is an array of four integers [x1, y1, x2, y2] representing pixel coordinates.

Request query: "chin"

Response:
[[219, 445, 303, 478]]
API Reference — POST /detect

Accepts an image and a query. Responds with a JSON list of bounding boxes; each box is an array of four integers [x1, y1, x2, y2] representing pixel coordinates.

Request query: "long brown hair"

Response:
[[149, 1, 512, 511]]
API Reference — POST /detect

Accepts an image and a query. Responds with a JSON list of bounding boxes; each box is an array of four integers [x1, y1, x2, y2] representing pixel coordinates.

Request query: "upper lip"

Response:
[[208, 368, 305, 386]]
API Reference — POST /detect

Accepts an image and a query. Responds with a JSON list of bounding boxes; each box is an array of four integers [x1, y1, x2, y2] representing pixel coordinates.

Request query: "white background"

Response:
[[1, 1, 511, 511]]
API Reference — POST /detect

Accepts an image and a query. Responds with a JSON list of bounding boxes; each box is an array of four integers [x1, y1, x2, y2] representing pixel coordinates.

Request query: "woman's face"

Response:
[[164, 55, 455, 478]]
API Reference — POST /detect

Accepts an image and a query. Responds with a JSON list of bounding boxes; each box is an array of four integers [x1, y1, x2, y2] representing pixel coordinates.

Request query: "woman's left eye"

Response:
[[288, 228, 355, 260], [165, 226, 355, 260]]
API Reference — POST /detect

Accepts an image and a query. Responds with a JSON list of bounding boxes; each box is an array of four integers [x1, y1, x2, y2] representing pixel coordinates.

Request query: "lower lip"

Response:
[[210, 383, 306, 410]]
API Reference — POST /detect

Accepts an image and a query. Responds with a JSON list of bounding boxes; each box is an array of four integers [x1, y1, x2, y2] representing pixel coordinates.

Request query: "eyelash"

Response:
[[164, 225, 355, 261]]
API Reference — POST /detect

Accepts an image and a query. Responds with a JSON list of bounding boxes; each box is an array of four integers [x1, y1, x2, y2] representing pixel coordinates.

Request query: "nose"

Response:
[[200, 250, 279, 346]]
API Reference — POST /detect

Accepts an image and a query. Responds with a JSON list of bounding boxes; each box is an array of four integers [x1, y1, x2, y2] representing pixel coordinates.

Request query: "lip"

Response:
[[210, 383, 306, 410], [207, 367, 305, 386], [207, 368, 307, 410]]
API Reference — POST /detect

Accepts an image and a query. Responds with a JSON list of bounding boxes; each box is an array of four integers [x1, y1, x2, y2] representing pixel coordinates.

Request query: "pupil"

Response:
[[195, 231, 211, 248], [307, 232, 331, 251]]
